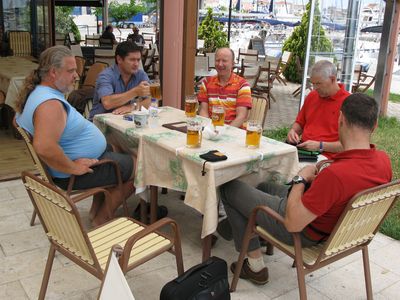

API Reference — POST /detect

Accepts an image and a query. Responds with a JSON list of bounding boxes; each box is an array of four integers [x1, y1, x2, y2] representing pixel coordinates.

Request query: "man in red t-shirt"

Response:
[[287, 60, 350, 158], [219, 93, 392, 285], [198, 48, 252, 128]]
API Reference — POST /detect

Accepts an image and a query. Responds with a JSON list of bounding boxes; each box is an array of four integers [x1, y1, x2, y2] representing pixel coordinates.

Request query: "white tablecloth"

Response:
[[94, 107, 299, 238]]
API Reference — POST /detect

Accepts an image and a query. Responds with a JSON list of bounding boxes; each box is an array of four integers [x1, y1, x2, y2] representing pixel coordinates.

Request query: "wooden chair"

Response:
[[231, 179, 400, 299], [237, 48, 258, 64], [74, 56, 86, 88], [246, 95, 269, 129], [253, 60, 279, 103], [85, 34, 100, 47], [143, 48, 156, 72], [16, 126, 128, 226], [99, 37, 114, 48], [292, 56, 312, 97], [70, 44, 83, 57], [206, 52, 215, 69], [22, 172, 184, 300], [8, 31, 32, 56], [81, 61, 109, 89], [274, 51, 292, 85], [94, 48, 116, 67], [352, 64, 376, 93]]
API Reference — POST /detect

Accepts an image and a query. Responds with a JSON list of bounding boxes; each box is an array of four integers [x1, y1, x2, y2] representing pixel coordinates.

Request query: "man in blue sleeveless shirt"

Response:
[[15, 46, 135, 226], [89, 41, 151, 120]]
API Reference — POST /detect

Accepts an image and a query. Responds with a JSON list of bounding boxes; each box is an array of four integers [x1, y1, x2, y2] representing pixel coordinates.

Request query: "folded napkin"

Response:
[[202, 123, 226, 141]]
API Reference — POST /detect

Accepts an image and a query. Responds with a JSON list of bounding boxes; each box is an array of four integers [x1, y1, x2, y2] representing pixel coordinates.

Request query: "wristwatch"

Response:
[[292, 175, 308, 186]]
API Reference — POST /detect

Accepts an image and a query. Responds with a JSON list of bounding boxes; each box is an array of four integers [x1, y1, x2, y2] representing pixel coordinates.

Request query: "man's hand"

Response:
[[297, 140, 319, 151], [287, 128, 301, 144], [133, 81, 150, 97], [112, 104, 134, 115], [298, 165, 318, 183], [72, 158, 99, 175]]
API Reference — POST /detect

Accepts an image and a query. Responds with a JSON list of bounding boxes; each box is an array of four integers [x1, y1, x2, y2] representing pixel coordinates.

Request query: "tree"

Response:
[[108, 0, 145, 27], [55, 7, 81, 43], [198, 8, 229, 53], [282, 0, 333, 83]]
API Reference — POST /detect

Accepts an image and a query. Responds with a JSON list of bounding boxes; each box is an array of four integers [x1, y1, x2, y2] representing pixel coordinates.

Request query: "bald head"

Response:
[[216, 47, 235, 63]]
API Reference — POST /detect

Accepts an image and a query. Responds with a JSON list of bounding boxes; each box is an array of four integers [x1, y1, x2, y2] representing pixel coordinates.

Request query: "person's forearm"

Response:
[[102, 89, 138, 110], [35, 143, 81, 175], [230, 115, 247, 128], [321, 141, 343, 153], [291, 122, 303, 136], [284, 184, 306, 232], [199, 103, 209, 118]]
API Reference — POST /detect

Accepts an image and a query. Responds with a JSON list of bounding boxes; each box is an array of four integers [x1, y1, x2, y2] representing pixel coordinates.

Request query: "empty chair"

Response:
[[99, 37, 114, 48], [195, 56, 209, 75], [8, 31, 32, 56], [22, 172, 184, 300], [237, 48, 258, 64], [206, 52, 215, 68], [274, 51, 292, 85], [94, 48, 116, 67], [247, 95, 269, 129], [82, 62, 109, 89], [352, 64, 376, 93], [231, 178, 400, 299], [86, 34, 100, 47], [70, 44, 83, 57], [143, 48, 156, 72]]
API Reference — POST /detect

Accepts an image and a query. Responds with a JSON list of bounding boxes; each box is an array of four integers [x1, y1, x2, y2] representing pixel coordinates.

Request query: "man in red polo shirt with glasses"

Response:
[[198, 47, 252, 128], [287, 60, 350, 159]]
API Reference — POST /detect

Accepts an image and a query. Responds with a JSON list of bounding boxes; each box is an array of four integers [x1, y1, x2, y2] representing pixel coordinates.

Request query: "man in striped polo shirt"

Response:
[[198, 47, 252, 128]]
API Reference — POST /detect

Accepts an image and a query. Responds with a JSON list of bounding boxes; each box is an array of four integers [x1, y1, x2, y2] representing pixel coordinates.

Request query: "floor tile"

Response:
[[20, 265, 100, 300], [0, 196, 35, 218], [375, 279, 400, 299], [0, 188, 14, 202], [0, 213, 31, 236], [0, 226, 48, 256], [7, 184, 29, 199], [308, 260, 400, 298], [0, 179, 23, 189], [273, 285, 331, 300], [370, 241, 400, 276], [0, 280, 29, 300], [0, 247, 62, 285]]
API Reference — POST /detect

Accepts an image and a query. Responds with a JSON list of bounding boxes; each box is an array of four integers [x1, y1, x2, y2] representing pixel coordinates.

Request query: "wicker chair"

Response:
[[16, 126, 129, 226], [8, 31, 32, 56], [231, 179, 400, 299], [81, 61, 109, 89], [22, 172, 184, 300]]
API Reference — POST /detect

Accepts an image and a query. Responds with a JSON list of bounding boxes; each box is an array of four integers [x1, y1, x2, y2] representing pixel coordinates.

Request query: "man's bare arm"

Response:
[[199, 102, 209, 118], [33, 100, 97, 175], [297, 140, 343, 153], [229, 106, 249, 128], [102, 81, 150, 110], [287, 122, 303, 144]]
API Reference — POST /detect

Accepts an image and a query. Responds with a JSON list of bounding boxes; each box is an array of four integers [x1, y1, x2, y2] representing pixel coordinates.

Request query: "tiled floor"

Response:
[[0, 179, 399, 300]]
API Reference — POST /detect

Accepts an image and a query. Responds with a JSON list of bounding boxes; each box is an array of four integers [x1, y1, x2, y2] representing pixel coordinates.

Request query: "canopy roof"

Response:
[[54, 0, 103, 7]]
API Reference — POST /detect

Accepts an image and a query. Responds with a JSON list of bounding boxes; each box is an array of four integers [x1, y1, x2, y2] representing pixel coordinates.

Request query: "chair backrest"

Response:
[[99, 37, 114, 48], [205, 52, 216, 68], [238, 48, 258, 63], [8, 31, 32, 56], [318, 180, 400, 263], [195, 56, 209, 73], [82, 62, 108, 88], [16, 126, 53, 184], [143, 48, 156, 71], [86, 34, 100, 47], [94, 48, 116, 66], [248, 96, 269, 128], [197, 39, 205, 49], [70, 44, 83, 57], [281, 51, 292, 64], [22, 172, 99, 268], [75, 56, 86, 79]]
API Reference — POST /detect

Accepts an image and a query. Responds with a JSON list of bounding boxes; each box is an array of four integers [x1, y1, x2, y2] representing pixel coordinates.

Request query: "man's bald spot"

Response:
[[216, 47, 235, 63]]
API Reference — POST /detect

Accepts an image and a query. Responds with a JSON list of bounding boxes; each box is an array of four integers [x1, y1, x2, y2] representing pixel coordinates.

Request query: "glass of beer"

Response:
[[185, 95, 198, 118], [186, 119, 202, 148], [150, 81, 162, 100], [246, 120, 262, 149], [211, 105, 225, 127]]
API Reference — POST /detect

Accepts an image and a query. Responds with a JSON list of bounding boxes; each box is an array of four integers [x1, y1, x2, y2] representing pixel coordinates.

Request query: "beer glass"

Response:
[[185, 95, 198, 118], [211, 105, 225, 127], [150, 81, 162, 100], [246, 120, 262, 149], [186, 119, 202, 148]]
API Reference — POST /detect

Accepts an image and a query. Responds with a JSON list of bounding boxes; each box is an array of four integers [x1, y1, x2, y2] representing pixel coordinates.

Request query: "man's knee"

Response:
[[220, 179, 245, 204]]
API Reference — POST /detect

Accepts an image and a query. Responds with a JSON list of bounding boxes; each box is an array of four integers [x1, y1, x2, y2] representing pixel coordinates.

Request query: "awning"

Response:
[[54, 0, 103, 7], [360, 25, 383, 33]]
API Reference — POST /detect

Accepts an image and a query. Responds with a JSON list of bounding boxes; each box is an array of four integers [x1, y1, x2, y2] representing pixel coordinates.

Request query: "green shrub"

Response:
[[198, 8, 229, 53]]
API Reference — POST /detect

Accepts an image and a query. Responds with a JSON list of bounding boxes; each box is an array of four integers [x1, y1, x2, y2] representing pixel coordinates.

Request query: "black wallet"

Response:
[[199, 150, 228, 162], [199, 150, 228, 176]]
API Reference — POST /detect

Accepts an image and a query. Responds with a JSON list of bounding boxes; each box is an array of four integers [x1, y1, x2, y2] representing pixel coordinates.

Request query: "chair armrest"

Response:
[[120, 217, 181, 269], [253, 205, 285, 224], [70, 187, 111, 204]]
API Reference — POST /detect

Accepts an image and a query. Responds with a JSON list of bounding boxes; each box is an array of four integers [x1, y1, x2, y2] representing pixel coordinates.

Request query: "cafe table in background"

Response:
[[0, 57, 38, 110], [94, 106, 299, 260]]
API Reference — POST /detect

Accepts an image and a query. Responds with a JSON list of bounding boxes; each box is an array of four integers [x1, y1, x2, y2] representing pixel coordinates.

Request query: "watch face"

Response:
[[292, 175, 304, 184]]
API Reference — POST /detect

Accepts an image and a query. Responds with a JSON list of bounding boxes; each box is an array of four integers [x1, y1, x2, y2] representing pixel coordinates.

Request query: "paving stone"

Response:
[[0, 188, 14, 202], [0, 280, 29, 300], [0, 226, 48, 256], [0, 213, 31, 236], [0, 197, 34, 218]]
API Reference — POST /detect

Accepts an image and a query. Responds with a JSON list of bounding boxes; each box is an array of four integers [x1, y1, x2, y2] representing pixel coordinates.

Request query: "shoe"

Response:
[[217, 218, 233, 241], [230, 258, 269, 285], [132, 203, 168, 222]]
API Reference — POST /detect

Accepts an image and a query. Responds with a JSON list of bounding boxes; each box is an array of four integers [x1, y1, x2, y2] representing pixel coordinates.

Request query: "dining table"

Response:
[[0, 56, 38, 110], [94, 106, 299, 260]]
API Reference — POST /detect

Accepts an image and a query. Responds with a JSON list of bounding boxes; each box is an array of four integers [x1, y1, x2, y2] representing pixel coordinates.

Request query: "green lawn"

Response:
[[264, 116, 400, 240], [365, 89, 400, 103]]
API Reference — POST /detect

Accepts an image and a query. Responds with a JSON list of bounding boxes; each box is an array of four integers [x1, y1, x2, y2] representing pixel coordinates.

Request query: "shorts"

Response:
[[53, 145, 134, 190]]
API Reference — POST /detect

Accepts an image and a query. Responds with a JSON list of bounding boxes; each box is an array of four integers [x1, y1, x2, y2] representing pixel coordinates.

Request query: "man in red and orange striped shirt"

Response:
[[198, 48, 252, 128]]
